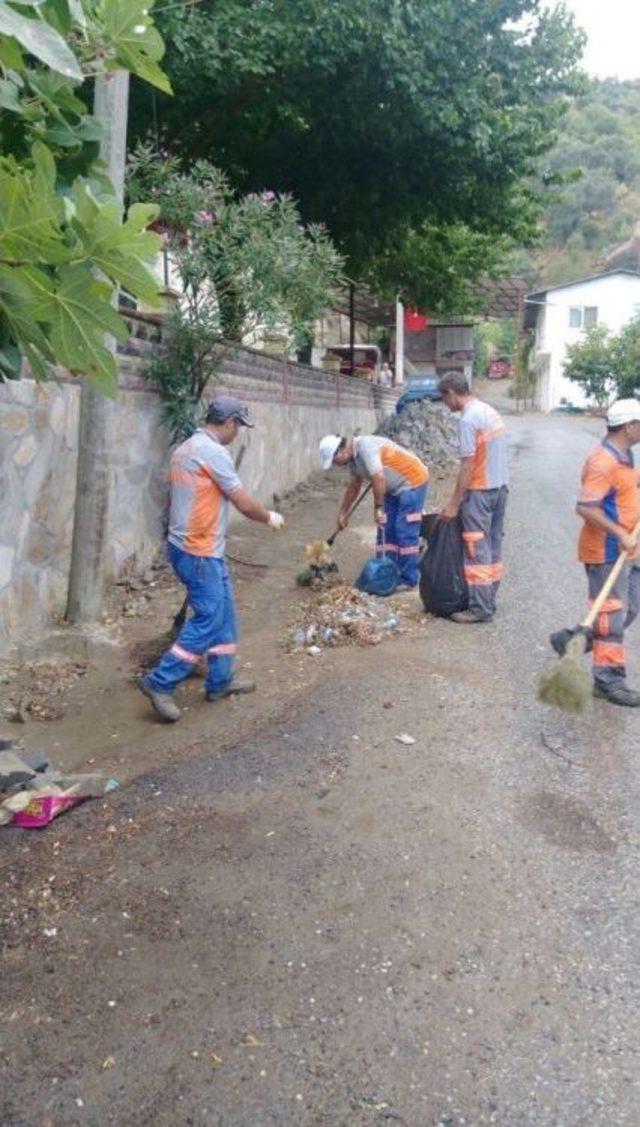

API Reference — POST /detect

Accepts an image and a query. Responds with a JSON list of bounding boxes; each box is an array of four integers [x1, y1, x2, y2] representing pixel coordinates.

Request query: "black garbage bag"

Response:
[[419, 515, 468, 617]]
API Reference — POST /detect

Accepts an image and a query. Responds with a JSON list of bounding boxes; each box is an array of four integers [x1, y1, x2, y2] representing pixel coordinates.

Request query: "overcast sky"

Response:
[[563, 0, 640, 80]]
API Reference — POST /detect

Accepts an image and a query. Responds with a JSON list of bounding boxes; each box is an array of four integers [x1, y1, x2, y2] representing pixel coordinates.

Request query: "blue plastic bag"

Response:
[[355, 556, 400, 597]]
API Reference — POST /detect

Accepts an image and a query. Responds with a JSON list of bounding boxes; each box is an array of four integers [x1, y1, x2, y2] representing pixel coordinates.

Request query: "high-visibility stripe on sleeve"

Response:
[[170, 643, 200, 664], [376, 543, 398, 554], [207, 643, 237, 656], [405, 511, 423, 523], [462, 531, 484, 542], [398, 545, 419, 555], [491, 562, 504, 580]]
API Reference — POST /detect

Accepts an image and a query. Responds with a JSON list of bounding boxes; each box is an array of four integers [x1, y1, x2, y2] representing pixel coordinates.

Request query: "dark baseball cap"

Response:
[[206, 393, 254, 427]]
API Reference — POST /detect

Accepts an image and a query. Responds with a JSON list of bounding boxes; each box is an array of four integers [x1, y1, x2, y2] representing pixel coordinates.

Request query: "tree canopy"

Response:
[[0, 0, 170, 391], [564, 318, 640, 404], [130, 0, 585, 306]]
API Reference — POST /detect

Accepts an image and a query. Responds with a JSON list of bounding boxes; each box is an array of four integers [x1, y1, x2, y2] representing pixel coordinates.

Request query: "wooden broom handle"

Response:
[[582, 518, 640, 630]]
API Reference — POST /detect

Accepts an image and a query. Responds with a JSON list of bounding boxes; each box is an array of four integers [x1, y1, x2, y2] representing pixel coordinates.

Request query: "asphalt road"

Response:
[[2, 411, 639, 1126]]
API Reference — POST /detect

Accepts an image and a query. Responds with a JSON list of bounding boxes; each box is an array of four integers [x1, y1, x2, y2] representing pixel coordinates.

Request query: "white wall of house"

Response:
[[533, 273, 640, 412]]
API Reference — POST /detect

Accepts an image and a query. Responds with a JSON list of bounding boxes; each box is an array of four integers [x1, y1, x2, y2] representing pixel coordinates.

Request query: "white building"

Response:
[[524, 270, 640, 412]]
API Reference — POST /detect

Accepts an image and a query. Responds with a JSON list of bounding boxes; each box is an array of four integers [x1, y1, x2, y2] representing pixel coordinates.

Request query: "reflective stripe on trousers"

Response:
[[460, 486, 508, 619], [376, 483, 428, 586], [586, 561, 640, 690], [146, 544, 237, 695]]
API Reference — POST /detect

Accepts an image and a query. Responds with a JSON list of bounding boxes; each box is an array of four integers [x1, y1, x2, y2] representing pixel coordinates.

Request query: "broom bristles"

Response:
[[537, 633, 591, 713]]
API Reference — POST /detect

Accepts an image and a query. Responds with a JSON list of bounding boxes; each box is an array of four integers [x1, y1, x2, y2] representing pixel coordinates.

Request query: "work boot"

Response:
[[593, 683, 640, 707], [450, 609, 492, 624], [206, 677, 256, 702], [136, 675, 181, 722]]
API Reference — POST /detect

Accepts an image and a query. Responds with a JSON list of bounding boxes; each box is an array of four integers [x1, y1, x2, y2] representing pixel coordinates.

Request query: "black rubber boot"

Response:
[[593, 684, 640, 707]]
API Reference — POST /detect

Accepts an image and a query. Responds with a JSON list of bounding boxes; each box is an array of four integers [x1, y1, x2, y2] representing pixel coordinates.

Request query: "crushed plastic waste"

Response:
[[289, 583, 411, 653], [0, 750, 119, 829]]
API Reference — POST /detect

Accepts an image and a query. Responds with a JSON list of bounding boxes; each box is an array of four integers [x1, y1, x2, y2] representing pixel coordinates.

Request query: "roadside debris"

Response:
[[395, 733, 416, 745], [376, 400, 459, 467], [0, 656, 88, 722], [289, 584, 408, 652], [0, 748, 118, 828], [0, 744, 49, 790]]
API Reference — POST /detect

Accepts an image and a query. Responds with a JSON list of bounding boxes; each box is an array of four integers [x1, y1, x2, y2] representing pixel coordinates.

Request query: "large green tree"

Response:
[[130, 0, 585, 305]]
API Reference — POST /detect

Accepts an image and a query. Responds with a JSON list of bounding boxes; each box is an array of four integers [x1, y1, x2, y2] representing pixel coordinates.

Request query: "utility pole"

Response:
[[348, 281, 356, 376], [394, 296, 405, 386], [66, 72, 130, 623]]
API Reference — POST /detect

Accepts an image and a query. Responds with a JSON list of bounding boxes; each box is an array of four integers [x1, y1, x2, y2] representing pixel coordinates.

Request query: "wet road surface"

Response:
[[2, 412, 639, 1126]]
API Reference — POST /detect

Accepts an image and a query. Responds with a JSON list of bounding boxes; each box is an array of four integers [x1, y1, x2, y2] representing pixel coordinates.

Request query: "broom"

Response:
[[298, 482, 373, 586], [537, 519, 640, 712]]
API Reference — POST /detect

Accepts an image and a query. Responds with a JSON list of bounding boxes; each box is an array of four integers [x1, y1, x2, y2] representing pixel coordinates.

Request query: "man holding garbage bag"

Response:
[[439, 372, 508, 623], [138, 394, 285, 723], [318, 433, 429, 588]]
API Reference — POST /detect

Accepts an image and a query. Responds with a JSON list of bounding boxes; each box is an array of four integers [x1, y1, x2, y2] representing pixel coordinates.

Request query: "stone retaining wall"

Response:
[[0, 346, 395, 651]]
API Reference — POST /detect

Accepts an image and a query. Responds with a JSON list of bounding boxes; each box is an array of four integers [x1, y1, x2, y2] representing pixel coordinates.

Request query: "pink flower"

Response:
[[195, 210, 213, 224], [260, 190, 276, 202]]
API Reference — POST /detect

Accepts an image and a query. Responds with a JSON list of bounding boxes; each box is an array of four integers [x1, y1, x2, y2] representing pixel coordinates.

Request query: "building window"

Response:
[[569, 306, 598, 329]]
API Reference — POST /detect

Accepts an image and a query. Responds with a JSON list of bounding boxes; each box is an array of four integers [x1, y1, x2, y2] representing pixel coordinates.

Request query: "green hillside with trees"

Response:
[[524, 78, 640, 286]]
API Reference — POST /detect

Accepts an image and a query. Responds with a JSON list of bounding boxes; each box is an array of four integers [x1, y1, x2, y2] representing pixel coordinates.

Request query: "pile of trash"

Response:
[[289, 584, 403, 653], [377, 400, 459, 467], [0, 740, 118, 828]]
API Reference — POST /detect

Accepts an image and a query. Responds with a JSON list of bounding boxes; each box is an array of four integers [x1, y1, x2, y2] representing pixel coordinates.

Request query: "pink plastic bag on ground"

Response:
[[10, 793, 87, 828]]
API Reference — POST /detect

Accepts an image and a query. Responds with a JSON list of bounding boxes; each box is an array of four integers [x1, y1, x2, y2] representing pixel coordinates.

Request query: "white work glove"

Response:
[[268, 510, 285, 531]]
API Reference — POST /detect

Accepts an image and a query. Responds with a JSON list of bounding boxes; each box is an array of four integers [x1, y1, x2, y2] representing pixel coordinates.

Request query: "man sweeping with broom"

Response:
[[551, 399, 640, 708]]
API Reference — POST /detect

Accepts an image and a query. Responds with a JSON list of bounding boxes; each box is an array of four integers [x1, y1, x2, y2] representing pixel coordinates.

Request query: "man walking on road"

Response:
[[318, 433, 429, 588], [138, 394, 284, 722], [439, 372, 508, 623], [573, 399, 640, 707]]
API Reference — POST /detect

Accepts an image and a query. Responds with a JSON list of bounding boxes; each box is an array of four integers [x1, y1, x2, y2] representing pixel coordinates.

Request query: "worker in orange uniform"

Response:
[[319, 433, 429, 588], [571, 399, 640, 707], [138, 394, 284, 722], [439, 372, 508, 623]]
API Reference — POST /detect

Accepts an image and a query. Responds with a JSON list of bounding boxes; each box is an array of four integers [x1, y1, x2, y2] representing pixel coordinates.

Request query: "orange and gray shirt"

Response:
[[351, 435, 429, 494], [459, 399, 508, 490], [168, 429, 242, 558], [578, 440, 639, 564]]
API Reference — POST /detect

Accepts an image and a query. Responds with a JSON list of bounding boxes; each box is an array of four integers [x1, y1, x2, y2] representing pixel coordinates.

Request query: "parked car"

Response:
[[395, 376, 441, 413], [487, 356, 512, 379]]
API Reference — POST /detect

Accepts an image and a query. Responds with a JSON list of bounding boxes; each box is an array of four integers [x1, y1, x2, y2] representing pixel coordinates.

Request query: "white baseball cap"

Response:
[[318, 434, 342, 470], [607, 399, 640, 427]]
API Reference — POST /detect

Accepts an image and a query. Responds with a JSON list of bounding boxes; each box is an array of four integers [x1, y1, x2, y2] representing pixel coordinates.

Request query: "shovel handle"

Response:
[[327, 482, 373, 546], [582, 518, 640, 629]]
